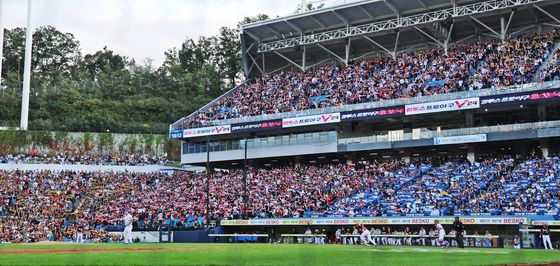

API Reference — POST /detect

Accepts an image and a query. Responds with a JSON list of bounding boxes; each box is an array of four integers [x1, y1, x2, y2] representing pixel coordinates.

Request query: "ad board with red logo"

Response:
[[220, 216, 530, 226], [180, 125, 231, 138], [405, 97, 480, 115], [282, 113, 341, 128]]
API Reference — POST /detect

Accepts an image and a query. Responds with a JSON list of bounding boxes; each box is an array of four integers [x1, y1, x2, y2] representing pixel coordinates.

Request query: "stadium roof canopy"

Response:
[[240, 0, 560, 78]]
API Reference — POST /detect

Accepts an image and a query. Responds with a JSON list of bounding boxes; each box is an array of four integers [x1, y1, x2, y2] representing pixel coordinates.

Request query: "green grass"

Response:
[[1, 243, 559, 266]]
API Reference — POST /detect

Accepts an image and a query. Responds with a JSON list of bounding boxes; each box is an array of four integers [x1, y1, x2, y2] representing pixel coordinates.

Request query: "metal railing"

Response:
[[172, 80, 560, 130], [338, 120, 560, 145]]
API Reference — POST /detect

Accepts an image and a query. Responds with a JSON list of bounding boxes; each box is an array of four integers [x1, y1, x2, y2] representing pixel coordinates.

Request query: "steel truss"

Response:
[[256, 0, 544, 53]]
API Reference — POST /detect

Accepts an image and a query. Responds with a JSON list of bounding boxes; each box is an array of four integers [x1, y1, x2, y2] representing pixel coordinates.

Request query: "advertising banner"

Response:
[[220, 216, 530, 226], [481, 89, 560, 106], [282, 113, 341, 128], [341, 107, 405, 122], [231, 120, 283, 132], [433, 134, 487, 145], [405, 97, 480, 115], [181, 125, 231, 138]]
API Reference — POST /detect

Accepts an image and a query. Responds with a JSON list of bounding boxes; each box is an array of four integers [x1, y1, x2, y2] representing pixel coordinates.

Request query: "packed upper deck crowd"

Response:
[[2, 155, 559, 242], [178, 30, 560, 129]]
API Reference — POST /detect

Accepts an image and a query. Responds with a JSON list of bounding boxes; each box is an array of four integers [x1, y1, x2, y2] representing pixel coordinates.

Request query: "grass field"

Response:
[[1, 243, 560, 266]]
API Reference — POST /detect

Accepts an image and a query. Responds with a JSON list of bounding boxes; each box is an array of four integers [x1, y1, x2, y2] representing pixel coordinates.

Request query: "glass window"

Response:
[[282, 135, 289, 145], [290, 134, 297, 145], [297, 134, 305, 145], [275, 136, 282, 146], [233, 140, 240, 150], [319, 132, 328, 142]]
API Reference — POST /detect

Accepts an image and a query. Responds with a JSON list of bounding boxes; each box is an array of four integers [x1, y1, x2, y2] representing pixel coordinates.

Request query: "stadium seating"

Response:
[[178, 30, 560, 129], [0, 153, 169, 166], [2, 156, 560, 242]]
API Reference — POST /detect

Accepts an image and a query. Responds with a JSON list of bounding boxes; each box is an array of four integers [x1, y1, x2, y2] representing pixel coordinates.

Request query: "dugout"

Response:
[[216, 216, 543, 248]]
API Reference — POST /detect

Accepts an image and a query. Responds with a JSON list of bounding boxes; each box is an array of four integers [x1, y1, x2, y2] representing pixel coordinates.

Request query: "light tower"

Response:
[[0, 0, 4, 89], [20, 0, 33, 130]]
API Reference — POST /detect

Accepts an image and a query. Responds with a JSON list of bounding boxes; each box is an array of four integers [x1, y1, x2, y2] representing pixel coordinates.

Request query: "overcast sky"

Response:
[[2, 0, 345, 66]]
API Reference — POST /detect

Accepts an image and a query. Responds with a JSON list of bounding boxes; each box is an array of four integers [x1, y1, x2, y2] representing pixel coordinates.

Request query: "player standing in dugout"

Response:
[[452, 217, 465, 249]]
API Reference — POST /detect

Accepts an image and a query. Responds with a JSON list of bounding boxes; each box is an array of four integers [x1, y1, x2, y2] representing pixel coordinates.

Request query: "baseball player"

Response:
[[358, 224, 376, 246], [123, 209, 133, 244], [541, 224, 553, 250], [435, 220, 449, 248]]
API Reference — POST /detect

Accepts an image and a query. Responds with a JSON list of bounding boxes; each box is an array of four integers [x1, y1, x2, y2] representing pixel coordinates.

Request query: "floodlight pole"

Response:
[[20, 0, 33, 130], [243, 138, 248, 219], [206, 137, 211, 226], [0, 0, 4, 88]]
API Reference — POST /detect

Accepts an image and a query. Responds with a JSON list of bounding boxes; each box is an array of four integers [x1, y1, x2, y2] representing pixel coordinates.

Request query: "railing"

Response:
[[338, 120, 560, 145], [171, 80, 560, 131]]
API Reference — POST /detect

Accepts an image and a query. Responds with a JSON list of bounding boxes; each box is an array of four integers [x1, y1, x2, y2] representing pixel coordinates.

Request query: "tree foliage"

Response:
[[0, 24, 245, 134]]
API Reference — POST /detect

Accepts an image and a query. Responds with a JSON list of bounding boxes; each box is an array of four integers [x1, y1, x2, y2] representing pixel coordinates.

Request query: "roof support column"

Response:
[[247, 52, 264, 75], [345, 38, 351, 65], [302, 46, 306, 71], [262, 53, 266, 75], [502, 11, 515, 40], [444, 22, 454, 55], [393, 30, 400, 58]]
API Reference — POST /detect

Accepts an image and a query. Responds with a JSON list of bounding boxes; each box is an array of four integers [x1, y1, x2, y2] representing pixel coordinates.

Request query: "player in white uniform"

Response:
[[435, 220, 449, 248], [358, 224, 376, 246], [123, 209, 133, 244]]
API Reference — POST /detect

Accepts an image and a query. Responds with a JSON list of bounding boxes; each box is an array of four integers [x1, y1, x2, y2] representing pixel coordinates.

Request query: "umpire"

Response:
[[452, 216, 465, 248]]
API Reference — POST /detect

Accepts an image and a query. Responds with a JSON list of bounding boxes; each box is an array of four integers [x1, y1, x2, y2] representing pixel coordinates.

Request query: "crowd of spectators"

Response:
[[179, 30, 560, 129], [2, 156, 560, 242], [0, 153, 169, 166]]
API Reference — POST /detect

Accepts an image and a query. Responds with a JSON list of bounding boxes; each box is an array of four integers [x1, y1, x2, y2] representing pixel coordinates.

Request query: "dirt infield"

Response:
[[0, 245, 227, 255]]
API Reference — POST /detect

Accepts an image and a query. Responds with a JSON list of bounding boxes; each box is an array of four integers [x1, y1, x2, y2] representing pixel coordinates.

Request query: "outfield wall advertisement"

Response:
[[220, 216, 530, 226]]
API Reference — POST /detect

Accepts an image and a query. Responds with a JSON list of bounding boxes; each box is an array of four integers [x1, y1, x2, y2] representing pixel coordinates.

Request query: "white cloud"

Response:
[[2, 0, 306, 65]]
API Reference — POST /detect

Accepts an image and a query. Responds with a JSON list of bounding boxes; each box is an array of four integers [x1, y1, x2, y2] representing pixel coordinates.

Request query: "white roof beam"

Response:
[[362, 35, 392, 55], [243, 30, 261, 42], [247, 52, 264, 75], [265, 25, 282, 38], [413, 26, 444, 46], [470, 16, 500, 38], [257, 0, 544, 53], [316, 43, 346, 63], [543, 23, 560, 28], [358, 6, 374, 19], [332, 10, 349, 25], [533, 4, 560, 25], [416, 0, 428, 10], [384, 0, 400, 16], [285, 19, 303, 34], [273, 51, 303, 71], [310, 16, 326, 28]]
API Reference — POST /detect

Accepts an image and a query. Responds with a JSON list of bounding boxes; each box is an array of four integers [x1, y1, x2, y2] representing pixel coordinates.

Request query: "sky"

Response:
[[1, 0, 353, 66]]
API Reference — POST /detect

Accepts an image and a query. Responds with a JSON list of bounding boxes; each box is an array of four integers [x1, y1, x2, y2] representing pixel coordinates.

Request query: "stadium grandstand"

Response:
[[164, 0, 560, 248]]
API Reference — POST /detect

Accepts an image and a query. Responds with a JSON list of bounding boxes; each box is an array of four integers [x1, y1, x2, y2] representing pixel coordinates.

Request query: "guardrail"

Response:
[[339, 120, 560, 145]]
